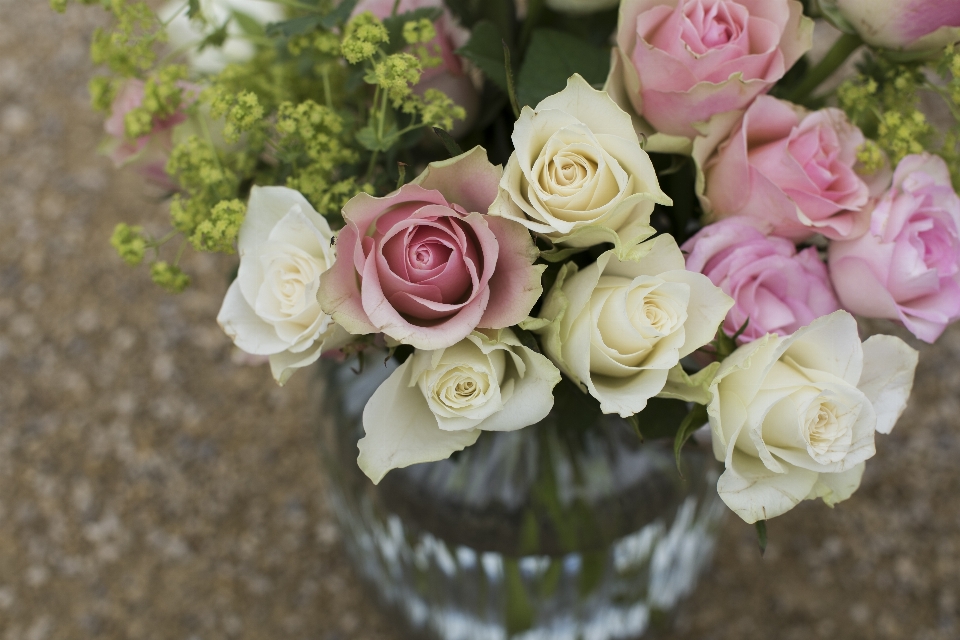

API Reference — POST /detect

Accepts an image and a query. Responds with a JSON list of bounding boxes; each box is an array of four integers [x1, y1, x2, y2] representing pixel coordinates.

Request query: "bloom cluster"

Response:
[[60, 0, 960, 532]]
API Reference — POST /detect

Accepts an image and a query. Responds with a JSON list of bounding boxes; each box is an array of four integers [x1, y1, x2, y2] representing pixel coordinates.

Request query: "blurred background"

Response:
[[1, 2, 959, 639]]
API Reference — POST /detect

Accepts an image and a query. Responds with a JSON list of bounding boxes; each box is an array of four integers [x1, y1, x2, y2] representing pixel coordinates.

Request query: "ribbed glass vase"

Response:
[[313, 357, 724, 640]]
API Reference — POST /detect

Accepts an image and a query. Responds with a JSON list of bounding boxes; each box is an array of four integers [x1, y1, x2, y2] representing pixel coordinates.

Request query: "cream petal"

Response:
[[535, 74, 641, 143], [659, 269, 734, 358], [717, 450, 819, 523], [217, 279, 290, 355], [358, 360, 481, 484], [859, 334, 918, 434], [804, 463, 865, 508]]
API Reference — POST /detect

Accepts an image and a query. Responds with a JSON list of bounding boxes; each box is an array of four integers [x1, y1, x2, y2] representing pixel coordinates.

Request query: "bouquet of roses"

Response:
[[53, 0, 960, 535]]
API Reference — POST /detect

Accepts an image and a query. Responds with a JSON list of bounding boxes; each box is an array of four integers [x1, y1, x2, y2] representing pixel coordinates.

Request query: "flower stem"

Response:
[[784, 32, 863, 104]]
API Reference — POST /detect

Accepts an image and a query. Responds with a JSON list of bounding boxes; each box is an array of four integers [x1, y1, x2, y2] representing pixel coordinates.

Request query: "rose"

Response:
[[605, 0, 813, 142], [490, 75, 670, 257], [159, 0, 284, 75], [683, 217, 840, 343], [546, 0, 620, 14], [819, 0, 960, 55], [829, 154, 960, 343], [351, 0, 478, 136], [534, 234, 733, 417], [700, 96, 879, 241], [318, 147, 544, 351], [103, 79, 196, 190], [358, 329, 562, 483], [708, 310, 917, 523], [217, 186, 350, 384]]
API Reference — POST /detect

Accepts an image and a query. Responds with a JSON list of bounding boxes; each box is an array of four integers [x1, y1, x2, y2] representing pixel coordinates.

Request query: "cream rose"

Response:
[[490, 74, 671, 258], [358, 329, 561, 483], [217, 186, 349, 384], [708, 311, 918, 524], [535, 234, 733, 417]]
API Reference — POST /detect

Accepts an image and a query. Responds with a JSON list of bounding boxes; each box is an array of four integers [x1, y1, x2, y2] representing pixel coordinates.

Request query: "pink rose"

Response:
[[351, 0, 478, 135], [704, 95, 879, 241], [683, 217, 839, 343], [103, 79, 196, 190], [608, 0, 812, 138], [820, 0, 960, 54], [318, 147, 544, 350], [829, 154, 960, 343]]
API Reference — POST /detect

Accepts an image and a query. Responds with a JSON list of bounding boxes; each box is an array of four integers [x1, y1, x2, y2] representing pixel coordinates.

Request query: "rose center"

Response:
[[800, 396, 855, 464], [435, 368, 489, 409], [682, 0, 740, 52], [408, 239, 452, 271], [548, 152, 596, 189]]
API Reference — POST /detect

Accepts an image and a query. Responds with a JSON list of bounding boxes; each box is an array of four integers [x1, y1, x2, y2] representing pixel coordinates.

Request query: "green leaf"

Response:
[[456, 20, 509, 92], [198, 22, 229, 51], [672, 403, 708, 477], [755, 520, 768, 557], [627, 397, 691, 442], [265, 15, 323, 38], [187, 0, 201, 20], [432, 127, 463, 157], [383, 7, 443, 53], [356, 125, 398, 152], [516, 29, 610, 109], [504, 560, 534, 635], [320, 0, 358, 29], [231, 10, 265, 37]]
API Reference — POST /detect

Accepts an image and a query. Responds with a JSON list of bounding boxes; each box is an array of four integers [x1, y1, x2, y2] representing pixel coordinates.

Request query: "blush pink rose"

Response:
[[104, 79, 197, 190], [351, 0, 478, 135], [318, 147, 543, 350], [820, 0, 960, 54], [609, 0, 812, 138], [683, 217, 839, 343], [704, 96, 880, 242], [829, 154, 960, 343]]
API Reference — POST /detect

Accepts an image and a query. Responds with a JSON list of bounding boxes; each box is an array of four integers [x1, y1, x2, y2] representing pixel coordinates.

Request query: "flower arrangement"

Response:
[[53, 0, 960, 543]]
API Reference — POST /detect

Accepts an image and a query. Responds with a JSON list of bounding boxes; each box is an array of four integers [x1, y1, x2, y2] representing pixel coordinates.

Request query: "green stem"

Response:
[[784, 32, 863, 104], [266, 0, 323, 12], [159, 1, 189, 27], [321, 67, 333, 109], [173, 238, 188, 266]]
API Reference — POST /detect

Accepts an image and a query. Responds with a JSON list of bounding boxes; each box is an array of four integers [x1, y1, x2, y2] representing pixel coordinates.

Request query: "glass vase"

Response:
[[313, 356, 724, 640]]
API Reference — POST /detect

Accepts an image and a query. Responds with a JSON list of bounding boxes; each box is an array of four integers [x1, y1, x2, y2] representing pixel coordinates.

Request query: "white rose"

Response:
[[708, 310, 918, 524], [490, 74, 671, 258], [545, 0, 620, 15], [534, 234, 733, 417], [217, 186, 349, 385], [358, 329, 561, 483], [159, 0, 285, 75]]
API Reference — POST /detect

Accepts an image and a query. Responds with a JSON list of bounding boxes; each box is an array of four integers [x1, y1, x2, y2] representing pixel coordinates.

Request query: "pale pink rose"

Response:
[[829, 154, 960, 343], [704, 96, 879, 242], [103, 79, 197, 190], [820, 0, 960, 54], [317, 147, 543, 350], [351, 0, 478, 135], [609, 0, 812, 138], [683, 217, 839, 343]]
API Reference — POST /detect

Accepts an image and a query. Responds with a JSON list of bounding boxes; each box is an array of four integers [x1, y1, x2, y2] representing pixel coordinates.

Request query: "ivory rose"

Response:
[[708, 311, 917, 523], [606, 0, 813, 142], [683, 218, 839, 343], [351, 0, 478, 136], [490, 75, 670, 257], [820, 0, 960, 54], [702, 96, 878, 241], [318, 147, 543, 351], [159, 0, 284, 75], [358, 329, 562, 483], [217, 186, 350, 384], [829, 154, 960, 343], [535, 234, 733, 417]]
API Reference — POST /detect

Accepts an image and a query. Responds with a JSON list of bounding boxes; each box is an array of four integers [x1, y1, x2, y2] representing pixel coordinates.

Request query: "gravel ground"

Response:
[[1, 3, 959, 639]]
